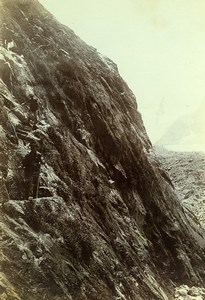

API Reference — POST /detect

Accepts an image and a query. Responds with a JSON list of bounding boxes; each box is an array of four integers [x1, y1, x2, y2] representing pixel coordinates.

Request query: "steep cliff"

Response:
[[0, 1, 205, 299], [157, 149, 205, 229]]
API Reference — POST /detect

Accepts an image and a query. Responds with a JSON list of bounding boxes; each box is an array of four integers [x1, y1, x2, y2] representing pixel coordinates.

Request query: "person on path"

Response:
[[0, 23, 14, 50], [22, 142, 42, 199], [0, 61, 13, 91], [27, 95, 39, 125]]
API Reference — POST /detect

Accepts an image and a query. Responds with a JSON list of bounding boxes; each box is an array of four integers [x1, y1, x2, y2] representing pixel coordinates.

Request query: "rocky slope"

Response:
[[156, 148, 205, 230], [175, 285, 205, 300], [156, 148, 205, 299], [0, 0, 205, 299]]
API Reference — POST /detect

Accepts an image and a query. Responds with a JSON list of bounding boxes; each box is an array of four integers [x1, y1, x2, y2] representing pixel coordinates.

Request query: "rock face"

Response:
[[0, 0, 205, 299], [175, 285, 205, 300], [156, 149, 205, 229]]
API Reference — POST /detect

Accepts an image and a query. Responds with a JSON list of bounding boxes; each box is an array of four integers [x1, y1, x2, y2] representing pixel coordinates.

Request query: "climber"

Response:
[[22, 142, 43, 199], [0, 151, 8, 179], [76, 125, 92, 148], [0, 23, 14, 50], [0, 61, 13, 92], [0, 150, 9, 201], [27, 95, 39, 125]]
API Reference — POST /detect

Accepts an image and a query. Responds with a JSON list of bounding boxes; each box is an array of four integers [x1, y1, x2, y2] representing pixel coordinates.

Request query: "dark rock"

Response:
[[0, 0, 204, 299]]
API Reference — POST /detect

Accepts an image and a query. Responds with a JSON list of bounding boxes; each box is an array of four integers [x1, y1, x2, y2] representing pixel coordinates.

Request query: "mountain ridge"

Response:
[[156, 102, 205, 150], [0, 0, 204, 299]]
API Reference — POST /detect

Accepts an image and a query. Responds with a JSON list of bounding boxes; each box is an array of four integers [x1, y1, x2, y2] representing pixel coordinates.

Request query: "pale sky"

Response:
[[39, 0, 205, 142]]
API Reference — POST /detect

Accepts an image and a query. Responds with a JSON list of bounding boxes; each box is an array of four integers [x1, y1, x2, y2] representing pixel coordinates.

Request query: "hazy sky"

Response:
[[39, 0, 205, 142]]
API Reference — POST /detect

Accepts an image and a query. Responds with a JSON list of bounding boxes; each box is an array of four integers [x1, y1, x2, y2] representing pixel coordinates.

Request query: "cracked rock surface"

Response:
[[157, 148, 205, 229], [0, 0, 205, 299]]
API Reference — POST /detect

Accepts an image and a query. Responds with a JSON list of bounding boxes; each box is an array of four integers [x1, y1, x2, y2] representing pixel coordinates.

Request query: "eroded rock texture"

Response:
[[0, 0, 204, 299]]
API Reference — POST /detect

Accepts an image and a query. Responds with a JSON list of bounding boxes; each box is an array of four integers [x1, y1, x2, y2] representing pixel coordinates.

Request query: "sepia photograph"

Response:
[[0, 0, 204, 299]]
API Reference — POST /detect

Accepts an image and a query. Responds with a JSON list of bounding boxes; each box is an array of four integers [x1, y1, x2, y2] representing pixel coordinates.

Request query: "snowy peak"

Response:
[[156, 102, 205, 151]]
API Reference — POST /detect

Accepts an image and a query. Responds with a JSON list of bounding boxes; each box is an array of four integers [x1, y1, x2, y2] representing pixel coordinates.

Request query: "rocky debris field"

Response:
[[175, 285, 205, 300], [156, 148, 205, 229], [156, 148, 205, 299], [0, 0, 204, 299]]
